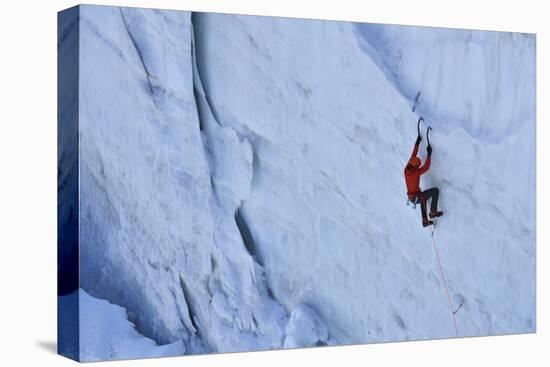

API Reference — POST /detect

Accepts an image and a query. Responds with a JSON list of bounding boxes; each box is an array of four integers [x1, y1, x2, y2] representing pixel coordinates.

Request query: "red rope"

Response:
[[430, 232, 459, 337]]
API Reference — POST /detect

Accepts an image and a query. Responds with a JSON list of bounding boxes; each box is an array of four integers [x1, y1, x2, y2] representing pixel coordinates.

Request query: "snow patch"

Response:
[[284, 304, 329, 348], [59, 290, 186, 362]]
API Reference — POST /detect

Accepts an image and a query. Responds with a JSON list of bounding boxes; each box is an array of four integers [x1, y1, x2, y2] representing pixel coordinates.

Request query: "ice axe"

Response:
[[417, 117, 424, 138]]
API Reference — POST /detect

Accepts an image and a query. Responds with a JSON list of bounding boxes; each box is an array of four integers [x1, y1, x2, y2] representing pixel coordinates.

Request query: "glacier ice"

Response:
[[192, 11, 535, 343], [60, 4, 536, 360], [353, 23, 535, 143], [76, 5, 289, 356]]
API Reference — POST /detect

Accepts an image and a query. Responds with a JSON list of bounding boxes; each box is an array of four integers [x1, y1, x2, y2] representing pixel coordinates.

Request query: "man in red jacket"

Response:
[[404, 134, 443, 227]]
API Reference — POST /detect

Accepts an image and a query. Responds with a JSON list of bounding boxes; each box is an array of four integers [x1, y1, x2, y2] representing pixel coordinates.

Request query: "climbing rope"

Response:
[[429, 229, 459, 337]]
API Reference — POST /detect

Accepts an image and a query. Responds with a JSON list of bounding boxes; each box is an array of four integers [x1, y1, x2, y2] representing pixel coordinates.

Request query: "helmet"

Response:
[[409, 157, 421, 167]]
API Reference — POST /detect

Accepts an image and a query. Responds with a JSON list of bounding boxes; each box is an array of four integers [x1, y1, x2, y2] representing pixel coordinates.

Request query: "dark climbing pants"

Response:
[[420, 187, 439, 213]]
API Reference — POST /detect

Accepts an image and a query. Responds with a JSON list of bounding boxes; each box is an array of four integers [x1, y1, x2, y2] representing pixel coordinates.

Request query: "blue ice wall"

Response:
[[57, 5, 80, 362]]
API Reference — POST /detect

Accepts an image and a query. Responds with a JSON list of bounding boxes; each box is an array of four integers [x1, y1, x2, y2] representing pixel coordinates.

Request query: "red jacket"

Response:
[[404, 143, 430, 197]]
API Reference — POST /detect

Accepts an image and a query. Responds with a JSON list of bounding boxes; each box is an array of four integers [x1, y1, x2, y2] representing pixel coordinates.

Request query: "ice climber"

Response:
[[404, 131, 444, 227]]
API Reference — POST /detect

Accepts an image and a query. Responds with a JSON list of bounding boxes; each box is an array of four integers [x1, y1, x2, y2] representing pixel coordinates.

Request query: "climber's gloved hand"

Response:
[[427, 145, 432, 155], [415, 135, 422, 145]]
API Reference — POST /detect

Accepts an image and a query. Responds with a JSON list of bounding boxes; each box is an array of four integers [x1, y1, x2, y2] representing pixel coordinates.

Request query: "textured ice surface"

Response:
[[192, 12, 535, 343], [67, 4, 535, 360], [77, 5, 289, 355], [353, 23, 535, 143]]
